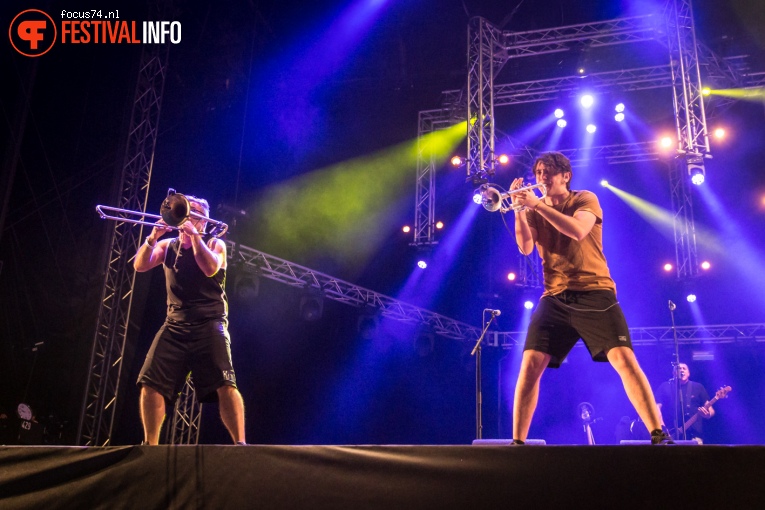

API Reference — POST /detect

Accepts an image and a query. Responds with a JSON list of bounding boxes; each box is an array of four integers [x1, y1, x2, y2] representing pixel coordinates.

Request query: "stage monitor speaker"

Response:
[[620, 440, 700, 445], [472, 439, 547, 446]]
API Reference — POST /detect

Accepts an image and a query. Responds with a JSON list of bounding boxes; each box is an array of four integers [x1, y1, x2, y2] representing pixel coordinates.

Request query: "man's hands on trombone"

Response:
[[510, 178, 542, 212], [146, 220, 173, 247]]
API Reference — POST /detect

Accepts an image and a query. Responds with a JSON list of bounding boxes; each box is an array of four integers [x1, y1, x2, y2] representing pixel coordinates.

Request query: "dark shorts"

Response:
[[137, 318, 237, 404], [524, 290, 632, 368]]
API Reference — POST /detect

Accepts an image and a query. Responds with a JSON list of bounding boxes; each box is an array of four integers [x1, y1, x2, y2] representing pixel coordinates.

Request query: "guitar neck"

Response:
[[683, 396, 719, 429]]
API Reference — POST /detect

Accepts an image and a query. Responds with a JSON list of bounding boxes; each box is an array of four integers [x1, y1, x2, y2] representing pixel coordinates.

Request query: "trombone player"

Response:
[[508, 152, 670, 445], [133, 194, 246, 445]]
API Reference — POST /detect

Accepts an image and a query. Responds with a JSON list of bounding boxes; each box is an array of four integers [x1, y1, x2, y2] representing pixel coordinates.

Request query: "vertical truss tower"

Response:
[[77, 26, 170, 445]]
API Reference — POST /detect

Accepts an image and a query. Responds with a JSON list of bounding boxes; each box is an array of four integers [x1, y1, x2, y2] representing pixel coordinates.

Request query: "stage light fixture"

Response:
[[300, 292, 324, 322], [702, 87, 711, 96], [554, 108, 565, 118], [660, 136, 673, 148], [663, 263, 673, 272], [586, 124, 597, 134], [701, 261, 711, 270], [556, 119, 567, 128], [402, 225, 411, 233], [497, 154, 510, 165], [686, 293, 697, 303], [473, 191, 483, 205], [690, 166, 705, 186], [615, 103, 625, 113], [450, 155, 464, 167], [713, 128, 725, 139], [600, 180, 608, 187], [614, 113, 625, 122], [435, 221, 444, 229], [524, 300, 534, 310], [578, 68, 586, 75], [580, 95, 594, 108], [507, 272, 516, 281], [417, 260, 428, 269]]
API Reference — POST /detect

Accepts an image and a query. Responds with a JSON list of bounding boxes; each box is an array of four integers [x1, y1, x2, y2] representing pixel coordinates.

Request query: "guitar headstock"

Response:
[[715, 386, 732, 399]]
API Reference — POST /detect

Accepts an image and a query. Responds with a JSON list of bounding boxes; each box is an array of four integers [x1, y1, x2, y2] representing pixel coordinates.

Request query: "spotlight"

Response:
[[497, 154, 510, 165], [554, 108, 565, 118], [702, 87, 711, 96], [300, 293, 324, 321], [660, 136, 673, 149], [689, 166, 705, 186], [417, 260, 428, 269], [450, 155, 464, 167], [402, 225, 411, 233], [615, 103, 625, 113], [663, 263, 673, 272], [614, 113, 625, 122], [580, 94, 594, 108], [701, 261, 711, 270], [556, 119, 567, 128], [686, 293, 697, 303], [586, 124, 597, 134], [578, 68, 586, 75], [713, 128, 725, 139], [473, 191, 483, 205], [507, 272, 516, 281], [233, 274, 260, 301], [524, 300, 534, 310], [600, 180, 608, 187], [435, 221, 444, 229]]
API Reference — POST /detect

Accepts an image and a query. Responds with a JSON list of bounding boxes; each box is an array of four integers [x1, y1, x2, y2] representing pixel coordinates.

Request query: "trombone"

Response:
[[478, 183, 547, 213], [96, 191, 229, 238]]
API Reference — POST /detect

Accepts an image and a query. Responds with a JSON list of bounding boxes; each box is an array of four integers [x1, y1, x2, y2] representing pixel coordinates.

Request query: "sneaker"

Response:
[[650, 430, 675, 445], [510, 439, 525, 445], [236, 441, 248, 446]]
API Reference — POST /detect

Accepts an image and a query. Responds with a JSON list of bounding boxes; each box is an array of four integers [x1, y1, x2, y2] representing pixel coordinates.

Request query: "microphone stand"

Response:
[[668, 300, 686, 440], [471, 310, 498, 440]]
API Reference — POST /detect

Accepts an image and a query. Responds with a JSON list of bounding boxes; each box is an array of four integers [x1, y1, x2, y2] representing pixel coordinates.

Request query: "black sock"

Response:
[[650, 429, 663, 436]]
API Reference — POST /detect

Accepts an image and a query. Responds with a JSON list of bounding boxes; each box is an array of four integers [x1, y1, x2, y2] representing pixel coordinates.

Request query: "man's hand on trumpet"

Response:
[[510, 178, 542, 211]]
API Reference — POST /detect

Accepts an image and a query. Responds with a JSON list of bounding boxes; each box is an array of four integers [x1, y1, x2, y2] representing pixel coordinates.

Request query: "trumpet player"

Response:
[[134, 195, 247, 446], [509, 152, 670, 445]]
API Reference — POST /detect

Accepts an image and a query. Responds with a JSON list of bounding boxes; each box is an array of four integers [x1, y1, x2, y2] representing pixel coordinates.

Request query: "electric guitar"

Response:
[[680, 385, 732, 432]]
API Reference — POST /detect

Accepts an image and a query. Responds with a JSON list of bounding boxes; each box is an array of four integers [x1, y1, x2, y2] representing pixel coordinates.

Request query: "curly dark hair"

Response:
[[532, 152, 572, 190]]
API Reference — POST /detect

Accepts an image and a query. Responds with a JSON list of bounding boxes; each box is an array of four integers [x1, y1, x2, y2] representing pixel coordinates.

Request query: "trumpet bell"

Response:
[[480, 186, 503, 212], [160, 193, 191, 227]]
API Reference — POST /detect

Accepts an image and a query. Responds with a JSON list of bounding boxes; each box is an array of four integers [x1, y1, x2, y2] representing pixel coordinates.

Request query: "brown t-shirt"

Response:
[[526, 190, 616, 296]]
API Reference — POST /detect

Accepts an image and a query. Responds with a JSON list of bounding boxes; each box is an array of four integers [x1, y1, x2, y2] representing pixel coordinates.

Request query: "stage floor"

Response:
[[2, 444, 763, 509]]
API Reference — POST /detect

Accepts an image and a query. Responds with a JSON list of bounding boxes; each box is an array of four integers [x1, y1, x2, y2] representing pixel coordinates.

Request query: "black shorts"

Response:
[[137, 318, 237, 404], [524, 290, 632, 368]]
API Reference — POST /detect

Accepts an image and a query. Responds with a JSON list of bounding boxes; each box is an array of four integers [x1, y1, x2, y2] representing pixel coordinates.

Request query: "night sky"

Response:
[[2, 0, 764, 446]]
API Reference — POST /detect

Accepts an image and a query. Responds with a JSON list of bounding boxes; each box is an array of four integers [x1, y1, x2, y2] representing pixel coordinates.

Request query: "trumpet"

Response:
[[478, 183, 547, 213], [96, 191, 229, 238]]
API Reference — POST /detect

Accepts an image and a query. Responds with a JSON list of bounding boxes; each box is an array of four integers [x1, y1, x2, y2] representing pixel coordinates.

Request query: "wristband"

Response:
[[145, 237, 156, 248]]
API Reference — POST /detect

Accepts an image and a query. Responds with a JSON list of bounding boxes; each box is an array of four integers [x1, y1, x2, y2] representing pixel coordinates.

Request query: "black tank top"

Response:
[[163, 237, 227, 323]]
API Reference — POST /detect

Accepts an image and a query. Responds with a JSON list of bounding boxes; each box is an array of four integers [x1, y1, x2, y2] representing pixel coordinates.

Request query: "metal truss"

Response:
[[670, 156, 699, 279], [165, 378, 202, 445], [466, 17, 502, 183], [77, 38, 170, 446], [228, 242, 482, 341], [413, 107, 464, 247], [500, 15, 659, 58], [490, 323, 765, 349]]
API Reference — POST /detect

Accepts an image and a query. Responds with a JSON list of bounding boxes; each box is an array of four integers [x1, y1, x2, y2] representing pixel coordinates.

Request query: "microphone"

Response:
[[484, 309, 501, 316], [668, 300, 676, 311]]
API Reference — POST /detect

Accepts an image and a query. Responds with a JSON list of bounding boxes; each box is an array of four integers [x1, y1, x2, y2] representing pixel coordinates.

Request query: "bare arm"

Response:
[[134, 222, 172, 272], [180, 222, 226, 277], [533, 204, 597, 241]]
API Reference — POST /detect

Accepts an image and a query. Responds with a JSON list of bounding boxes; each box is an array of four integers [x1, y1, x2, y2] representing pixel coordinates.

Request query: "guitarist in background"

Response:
[[655, 363, 715, 443]]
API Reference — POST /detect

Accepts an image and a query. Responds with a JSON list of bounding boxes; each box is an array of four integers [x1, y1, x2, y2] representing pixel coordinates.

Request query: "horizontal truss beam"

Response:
[[490, 323, 765, 348]]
